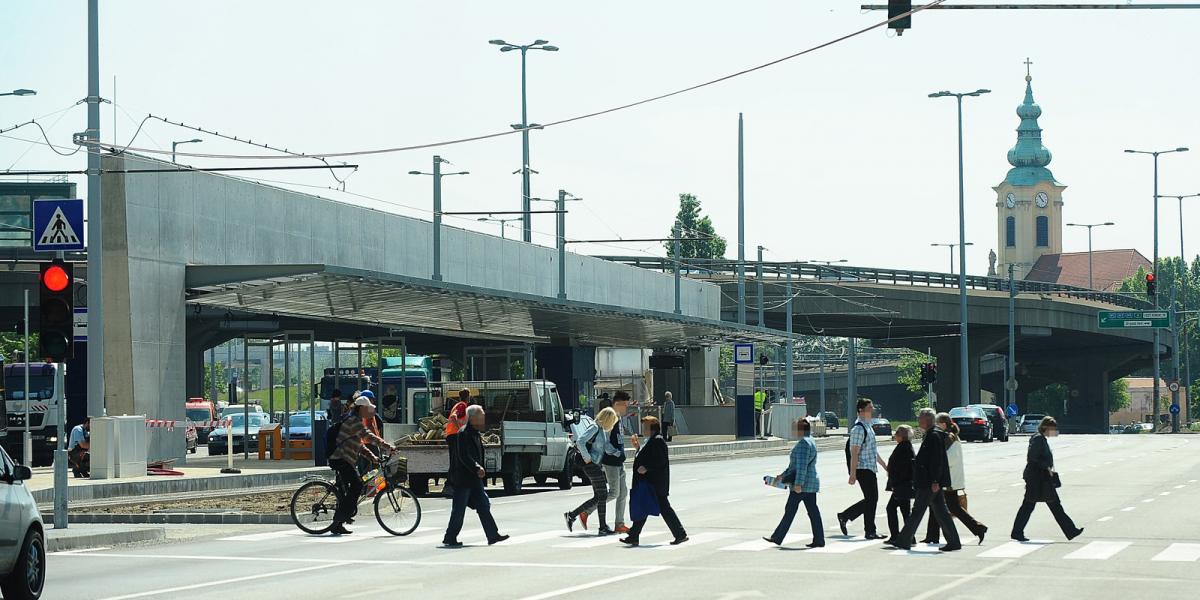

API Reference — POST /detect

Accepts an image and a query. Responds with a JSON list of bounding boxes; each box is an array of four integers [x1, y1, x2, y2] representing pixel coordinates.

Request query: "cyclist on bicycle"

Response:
[[329, 394, 395, 535]]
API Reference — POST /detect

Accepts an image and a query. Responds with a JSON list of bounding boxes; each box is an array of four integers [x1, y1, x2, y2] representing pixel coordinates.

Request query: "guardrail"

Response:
[[596, 255, 1151, 310]]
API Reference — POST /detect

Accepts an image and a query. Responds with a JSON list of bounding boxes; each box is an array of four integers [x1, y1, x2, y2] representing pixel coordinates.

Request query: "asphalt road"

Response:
[[43, 434, 1200, 600]]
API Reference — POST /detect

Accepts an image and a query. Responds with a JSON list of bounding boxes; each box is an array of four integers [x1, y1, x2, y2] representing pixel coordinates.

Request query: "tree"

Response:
[[897, 350, 934, 415], [666, 193, 727, 261], [1109, 378, 1131, 414], [0, 332, 38, 364]]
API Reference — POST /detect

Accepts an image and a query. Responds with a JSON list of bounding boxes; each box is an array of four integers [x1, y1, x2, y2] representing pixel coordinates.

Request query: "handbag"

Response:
[[1051, 471, 1062, 489], [957, 490, 968, 511], [629, 481, 661, 522]]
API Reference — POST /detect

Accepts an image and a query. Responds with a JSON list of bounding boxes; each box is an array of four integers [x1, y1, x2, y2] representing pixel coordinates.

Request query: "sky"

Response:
[[2, 1, 1199, 275]]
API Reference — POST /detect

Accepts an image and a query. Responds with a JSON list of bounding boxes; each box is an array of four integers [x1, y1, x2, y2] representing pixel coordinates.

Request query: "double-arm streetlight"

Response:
[[1065, 222, 1114, 290], [930, 242, 974, 275], [477, 215, 521, 239], [409, 155, 469, 281], [171, 138, 202, 163], [490, 38, 559, 244], [1126, 147, 1189, 431], [0, 88, 36, 97], [1167, 192, 1200, 427], [808, 259, 847, 265], [930, 88, 990, 407]]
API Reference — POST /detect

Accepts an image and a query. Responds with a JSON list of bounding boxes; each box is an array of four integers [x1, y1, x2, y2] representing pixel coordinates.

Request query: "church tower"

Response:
[[994, 60, 1065, 279]]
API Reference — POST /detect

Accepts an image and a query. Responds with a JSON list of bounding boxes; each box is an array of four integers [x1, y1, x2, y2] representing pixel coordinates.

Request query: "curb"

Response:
[[46, 527, 167, 552], [67, 513, 293, 525], [32, 467, 330, 504]]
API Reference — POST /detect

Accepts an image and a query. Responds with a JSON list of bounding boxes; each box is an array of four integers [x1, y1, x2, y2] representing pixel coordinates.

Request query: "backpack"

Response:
[[324, 416, 345, 460], [571, 414, 601, 456], [844, 421, 869, 473]]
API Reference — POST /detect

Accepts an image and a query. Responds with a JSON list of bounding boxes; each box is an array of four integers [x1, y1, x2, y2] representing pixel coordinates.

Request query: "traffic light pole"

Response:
[[23, 289, 31, 467], [53, 362, 67, 529]]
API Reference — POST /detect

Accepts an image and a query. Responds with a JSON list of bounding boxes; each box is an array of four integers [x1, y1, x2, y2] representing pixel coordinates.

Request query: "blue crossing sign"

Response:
[[32, 198, 85, 252], [1170, 403, 1181, 416]]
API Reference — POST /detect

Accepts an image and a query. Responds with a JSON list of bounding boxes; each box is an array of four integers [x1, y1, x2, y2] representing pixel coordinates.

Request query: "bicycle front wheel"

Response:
[[291, 480, 338, 535], [374, 486, 422, 536]]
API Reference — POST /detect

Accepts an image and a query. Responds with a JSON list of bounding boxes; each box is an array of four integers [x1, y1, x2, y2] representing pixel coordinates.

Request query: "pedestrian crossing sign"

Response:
[[33, 198, 85, 252]]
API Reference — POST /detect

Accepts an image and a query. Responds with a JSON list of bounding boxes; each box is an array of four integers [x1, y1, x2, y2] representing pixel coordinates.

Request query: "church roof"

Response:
[[1003, 64, 1061, 187], [1025, 249, 1151, 291]]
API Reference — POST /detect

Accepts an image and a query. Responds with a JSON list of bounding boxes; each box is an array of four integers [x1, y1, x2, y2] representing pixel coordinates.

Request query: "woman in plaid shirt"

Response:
[[763, 419, 825, 548]]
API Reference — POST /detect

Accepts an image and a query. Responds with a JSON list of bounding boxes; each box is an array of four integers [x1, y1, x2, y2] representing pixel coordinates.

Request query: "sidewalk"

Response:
[[45, 524, 166, 553], [29, 453, 326, 504]]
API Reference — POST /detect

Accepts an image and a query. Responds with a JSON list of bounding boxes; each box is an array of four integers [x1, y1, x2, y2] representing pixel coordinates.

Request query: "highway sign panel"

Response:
[[734, 343, 754, 364], [1097, 310, 1170, 329], [32, 198, 84, 252]]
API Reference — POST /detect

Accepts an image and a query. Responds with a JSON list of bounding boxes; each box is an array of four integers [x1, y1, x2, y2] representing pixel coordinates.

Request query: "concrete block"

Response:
[[125, 204, 161, 260]]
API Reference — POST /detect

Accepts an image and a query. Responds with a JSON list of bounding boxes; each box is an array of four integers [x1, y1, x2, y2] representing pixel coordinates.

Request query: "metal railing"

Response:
[[596, 256, 1151, 310]]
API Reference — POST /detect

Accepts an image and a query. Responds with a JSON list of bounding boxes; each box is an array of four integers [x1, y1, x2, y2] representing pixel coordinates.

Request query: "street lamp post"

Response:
[[1065, 222, 1115, 290], [490, 39, 559, 244], [930, 88, 991, 407], [930, 242, 974, 275], [757, 245, 766, 327], [1126, 147, 1189, 430], [0, 88, 36, 97], [477, 216, 520, 239], [1171, 193, 1200, 423], [409, 155, 468, 281], [171, 138, 202, 163], [1006, 262, 1031, 410]]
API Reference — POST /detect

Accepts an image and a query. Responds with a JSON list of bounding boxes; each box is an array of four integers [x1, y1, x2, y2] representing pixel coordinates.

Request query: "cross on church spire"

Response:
[[1024, 57, 1033, 81]]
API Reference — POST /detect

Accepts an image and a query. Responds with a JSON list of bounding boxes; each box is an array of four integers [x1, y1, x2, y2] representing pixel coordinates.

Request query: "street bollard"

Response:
[[220, 418, 240, 474]]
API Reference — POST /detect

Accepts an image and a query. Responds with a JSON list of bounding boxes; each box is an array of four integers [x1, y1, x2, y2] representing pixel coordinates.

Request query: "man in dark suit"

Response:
[[620, 416, 687, 546], [888, 408, 961, 552], [442, 405, 509, 547]]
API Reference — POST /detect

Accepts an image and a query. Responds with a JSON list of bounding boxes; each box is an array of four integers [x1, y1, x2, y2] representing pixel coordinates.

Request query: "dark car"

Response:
[[821, 411, 839, 430], [949, 406, 992, 442], [870, 417, 892, 437], [969, 403, 1009, 442]]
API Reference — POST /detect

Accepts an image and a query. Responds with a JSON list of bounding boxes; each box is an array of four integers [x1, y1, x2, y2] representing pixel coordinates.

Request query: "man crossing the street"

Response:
[[837, 399, 887, 539]]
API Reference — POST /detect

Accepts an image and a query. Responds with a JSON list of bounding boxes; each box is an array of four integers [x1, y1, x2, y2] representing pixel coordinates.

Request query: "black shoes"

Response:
[[1067, 528, 1084, 541], [920, 538, 938, 545], [442, 540, 464, 548], [330, 524, 352, 536], [864, 533, 885, 540], [619, 537, 639, 547], [978, 526, 988, 546], [1012, 534, 1030, 542], [564, 512, 575, 532], [597, 527, 615, 537], [939, 544, 962, 552], [670, 536, 689, 545], [488, 534, 510, 545], [805, 541, 825, 549], [762, 536, 781, 546], [837, 514, 849, 536]]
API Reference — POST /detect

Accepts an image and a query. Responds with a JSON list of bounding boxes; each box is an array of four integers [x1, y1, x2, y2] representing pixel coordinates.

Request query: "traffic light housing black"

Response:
[[919, 362, 937, 385], [1146, 273, 1157, 299], [888, 0, 912, 34], [758, 353, 769, 366], [38, 259, 74, 362]]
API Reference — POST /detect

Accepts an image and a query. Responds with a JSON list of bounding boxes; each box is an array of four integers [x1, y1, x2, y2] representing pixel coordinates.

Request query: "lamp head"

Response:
[[407, 171, 421, 175], [488, 39, 507, 45], [541, 45, 560, 52], [12, 89, 36, 96]]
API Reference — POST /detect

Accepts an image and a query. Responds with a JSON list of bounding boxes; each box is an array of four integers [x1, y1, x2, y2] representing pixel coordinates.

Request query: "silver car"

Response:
[[0, 446, 46, 599], [1019, 414, 1045, 434]]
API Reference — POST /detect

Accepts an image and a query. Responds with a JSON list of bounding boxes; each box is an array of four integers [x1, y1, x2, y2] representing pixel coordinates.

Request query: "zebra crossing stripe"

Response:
[[218, 530, 301, 542], [720, 533, 811, 551], [499, 530, 574, 546], [1151, 543, 1200, 562], [978, 540, 1050, 559], [806, 537, 884, 554], [652, 531, 735, 551], [1064, 541, 1130, 560], [553, 531, 669, 549]]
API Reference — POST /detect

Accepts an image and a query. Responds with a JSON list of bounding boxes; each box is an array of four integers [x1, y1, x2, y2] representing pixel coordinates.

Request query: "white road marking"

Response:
[[553, 530, 668, 549], [721, 498, 742, 504], [652, 531, 735, 551], [1009, 482, 1023, 487], [49, 547, 111, 555], [1152, 543, 1200, 562], [516, 566, 670, 600], [1121, 506, 1137, 512], [910, 560, 1012, 600], [1174, 484, 1186, 489], [498, 530, 573, 546], [806, 537, 884, 554], [1142, 498, 1155, 503], [720, 533, 811, 551], [978, 540, 1050, 559], [1097, 516, 1113, 522], [218, 529, 303, 542], [1064, 541, 1130, 560], [890, 543, 944, 557], [982, 489, 998, 493], [95, 561, 347, 600], [1160, 491, 1171, 496], [384, 529, 498, 546], [680, 478, 700, 482]]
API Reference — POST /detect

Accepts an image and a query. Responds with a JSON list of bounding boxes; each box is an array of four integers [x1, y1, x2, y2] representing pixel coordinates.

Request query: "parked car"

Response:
[[283, 411, 326, 441], [950, 406, 992, 442], [1019, 413, 1045, 435], [870, 417, 892, 437], [969, 403, 1009, 442], [185, 421, 198, 454], [219, 404, 264, 420], [185, 398, 217, 444], [208, 412, 271, 455], [0, 445, 46, 600], [820, 411, 839, 430]]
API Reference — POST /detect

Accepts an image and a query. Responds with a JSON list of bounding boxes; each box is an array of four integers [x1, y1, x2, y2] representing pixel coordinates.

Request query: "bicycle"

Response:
[[289, 451, 422, 536]]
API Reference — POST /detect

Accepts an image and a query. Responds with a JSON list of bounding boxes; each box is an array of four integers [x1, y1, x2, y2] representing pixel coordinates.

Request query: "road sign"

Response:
[[1170, 403, 1181, 415], [1168, 381, 1180, 393], [73, 308, 87, 342], [1097, 310, 1170, 329], [734, 343, 754, 364], [1005, 378, 1019, 391], [32, 198, 85, 252]]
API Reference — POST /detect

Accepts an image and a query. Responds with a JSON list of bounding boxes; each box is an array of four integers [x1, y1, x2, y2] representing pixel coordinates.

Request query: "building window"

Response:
[[1036, 216, 1049, 247], [1006, 216, 1016, 248]]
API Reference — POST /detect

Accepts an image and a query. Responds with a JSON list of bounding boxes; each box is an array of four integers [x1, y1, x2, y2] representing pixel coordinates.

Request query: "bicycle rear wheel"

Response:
[[291, 480, 338, 534], [374, 486, 422, 536]]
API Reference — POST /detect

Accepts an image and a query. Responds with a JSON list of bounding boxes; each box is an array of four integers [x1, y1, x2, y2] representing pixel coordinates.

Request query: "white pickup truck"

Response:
[[399, 380, 574, 496]]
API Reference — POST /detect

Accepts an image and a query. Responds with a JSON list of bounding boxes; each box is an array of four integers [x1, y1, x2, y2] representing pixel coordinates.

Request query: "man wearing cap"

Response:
[[329, 394, 394, 535]]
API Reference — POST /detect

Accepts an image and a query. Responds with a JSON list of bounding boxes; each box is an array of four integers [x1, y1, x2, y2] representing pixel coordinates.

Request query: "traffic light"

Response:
[[758, 353, 769, 366], [888, 0, 912, 34], [38, 259, 74, 362], [1146, 273, 1157, 299], [919, 362, 938, 386]]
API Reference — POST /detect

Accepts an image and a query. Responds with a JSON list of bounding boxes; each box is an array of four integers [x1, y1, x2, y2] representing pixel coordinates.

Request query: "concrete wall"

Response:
[[101, 154, 721, 460]]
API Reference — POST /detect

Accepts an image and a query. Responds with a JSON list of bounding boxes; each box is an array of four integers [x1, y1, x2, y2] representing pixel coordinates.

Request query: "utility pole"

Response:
[[736, 113, 746, 325], [673, 226, 681, 314], [818, 339, 827, 417], [785, 266, 794, 402], [757, 245, 765, 327], [409, 156, 468, 282], [847, 337, 858, 422], [85, 0, 105, 423], [1006, 263, 1030, 409]]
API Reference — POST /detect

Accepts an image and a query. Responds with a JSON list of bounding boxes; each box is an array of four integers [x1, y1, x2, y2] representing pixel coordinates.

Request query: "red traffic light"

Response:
[[42, 264, 70, 292], [1146, 273, 1156, 282]]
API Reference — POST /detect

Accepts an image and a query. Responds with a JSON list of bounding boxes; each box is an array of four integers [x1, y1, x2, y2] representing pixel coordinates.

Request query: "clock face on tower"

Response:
[[1035, 192, 1049, 208], [1006, 193, 1016, 209]]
